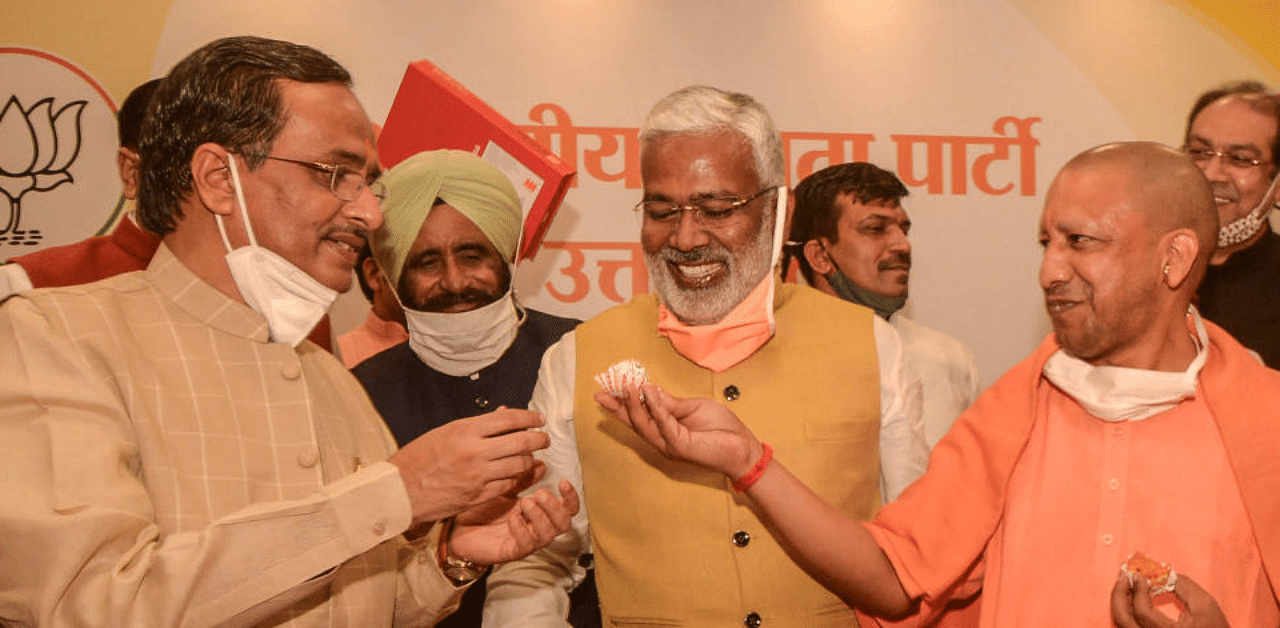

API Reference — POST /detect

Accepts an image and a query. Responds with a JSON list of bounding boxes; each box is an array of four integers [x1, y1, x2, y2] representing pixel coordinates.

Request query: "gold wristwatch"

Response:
[[436, 517, 485, 586]]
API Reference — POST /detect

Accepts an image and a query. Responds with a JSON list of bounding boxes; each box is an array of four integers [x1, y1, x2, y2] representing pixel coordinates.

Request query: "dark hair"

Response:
[[1184, 80, 1280, 168], [354, 241, 375, 302], [117, 78, 163, 151], [785, 162, 909, 284], [136, 36, 352, 235]]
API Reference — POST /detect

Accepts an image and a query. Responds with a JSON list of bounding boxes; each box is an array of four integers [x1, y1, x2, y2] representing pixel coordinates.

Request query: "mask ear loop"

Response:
[[216, 154, 260, 252], [764, 185, 788, 335]]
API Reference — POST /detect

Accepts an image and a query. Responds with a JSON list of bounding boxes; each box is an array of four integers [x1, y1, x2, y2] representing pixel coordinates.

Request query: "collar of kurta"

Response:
[[147, 244, 270, 343]]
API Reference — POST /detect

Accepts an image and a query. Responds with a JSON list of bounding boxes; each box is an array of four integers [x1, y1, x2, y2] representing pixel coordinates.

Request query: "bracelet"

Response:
[[731, 442, 773, 492]]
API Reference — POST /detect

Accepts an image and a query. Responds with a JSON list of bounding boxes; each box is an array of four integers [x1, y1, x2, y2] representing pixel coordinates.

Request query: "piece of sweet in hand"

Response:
[[1122, 551, 1177, 595], [594, 359, 650, 398]]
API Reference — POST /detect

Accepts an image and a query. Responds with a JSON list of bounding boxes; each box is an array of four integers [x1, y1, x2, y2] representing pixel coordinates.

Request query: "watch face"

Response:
[[444, 564, 482, 584]]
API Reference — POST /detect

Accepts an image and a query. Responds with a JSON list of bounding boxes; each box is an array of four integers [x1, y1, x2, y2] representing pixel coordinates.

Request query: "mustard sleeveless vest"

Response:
[[574, 282, 881, 627]]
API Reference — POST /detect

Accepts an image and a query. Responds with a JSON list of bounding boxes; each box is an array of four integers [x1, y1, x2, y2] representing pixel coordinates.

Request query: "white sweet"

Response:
[[594, 359, 650, 397]]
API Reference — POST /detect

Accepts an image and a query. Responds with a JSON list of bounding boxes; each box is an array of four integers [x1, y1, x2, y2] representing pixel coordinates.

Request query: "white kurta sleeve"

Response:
[[872, 317, 929, 502], [483, 332, 589, 628]]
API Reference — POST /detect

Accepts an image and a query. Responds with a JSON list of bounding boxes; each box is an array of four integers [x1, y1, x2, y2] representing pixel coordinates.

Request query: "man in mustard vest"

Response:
[[484, 85, 927, 628]]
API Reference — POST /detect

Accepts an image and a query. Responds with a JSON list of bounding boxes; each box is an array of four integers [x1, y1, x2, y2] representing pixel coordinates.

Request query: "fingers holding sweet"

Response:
[[1111, 570, 1140, 628], [1170, 575, 1231, 628]]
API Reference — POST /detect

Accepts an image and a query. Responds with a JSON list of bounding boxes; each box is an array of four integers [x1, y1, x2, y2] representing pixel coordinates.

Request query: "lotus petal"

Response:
[[47, 100, 87, 172], [26, 98, 56, 172], [0, 96, 37, 175]]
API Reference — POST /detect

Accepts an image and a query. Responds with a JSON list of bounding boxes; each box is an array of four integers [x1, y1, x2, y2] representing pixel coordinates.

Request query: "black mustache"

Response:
[[878, 252, 911, 270], [418, 288, 499, 312]]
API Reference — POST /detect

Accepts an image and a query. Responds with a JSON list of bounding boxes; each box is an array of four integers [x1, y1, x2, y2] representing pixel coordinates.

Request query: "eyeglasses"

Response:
[[634, 186, 777, 225], [265, 155, 387, 202], [1182, 146, 1269, 170]]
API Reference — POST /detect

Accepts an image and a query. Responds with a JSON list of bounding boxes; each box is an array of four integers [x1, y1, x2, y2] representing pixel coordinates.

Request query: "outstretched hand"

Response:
[[1111, 571, 1230, 628], [449, 480, 579, 566], [595, 383, 763, 480], [390, 407, 550, 524]]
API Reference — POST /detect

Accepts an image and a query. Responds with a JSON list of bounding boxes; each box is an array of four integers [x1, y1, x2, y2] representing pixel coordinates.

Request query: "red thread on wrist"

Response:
[[732, 443, 773, 493]]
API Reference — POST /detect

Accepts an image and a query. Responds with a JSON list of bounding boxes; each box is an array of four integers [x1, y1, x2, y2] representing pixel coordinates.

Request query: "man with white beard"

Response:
[[483, 85, 927, 628]]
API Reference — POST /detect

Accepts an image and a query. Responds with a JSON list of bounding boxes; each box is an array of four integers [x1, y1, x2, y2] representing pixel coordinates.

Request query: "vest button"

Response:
[[474, 396, 491, 409], [744, 611, 762, 627], [732, 530, 751, 547], [723, 385, 740, 401]]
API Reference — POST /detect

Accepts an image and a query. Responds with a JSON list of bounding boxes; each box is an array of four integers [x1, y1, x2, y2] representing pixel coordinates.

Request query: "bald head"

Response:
[[1060, 142, 1218, 282], [1040, 141, 1219, 368]]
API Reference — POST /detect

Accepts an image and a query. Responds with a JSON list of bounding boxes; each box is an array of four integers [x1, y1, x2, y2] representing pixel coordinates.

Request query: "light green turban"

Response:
[[372, 149, 522, 290]]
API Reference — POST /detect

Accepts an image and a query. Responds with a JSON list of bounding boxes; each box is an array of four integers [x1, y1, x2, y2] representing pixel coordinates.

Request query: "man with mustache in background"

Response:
[[484, 85, 926, 628], [787, 162, 980, 449], [1182, 81, 1280, 367]]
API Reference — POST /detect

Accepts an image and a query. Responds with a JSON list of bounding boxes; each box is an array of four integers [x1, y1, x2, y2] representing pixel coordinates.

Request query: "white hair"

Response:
[[639, 85, 785, 188]]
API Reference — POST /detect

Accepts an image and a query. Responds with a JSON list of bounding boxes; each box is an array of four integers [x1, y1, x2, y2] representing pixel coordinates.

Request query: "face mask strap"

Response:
[[220, 154, 260, 251]]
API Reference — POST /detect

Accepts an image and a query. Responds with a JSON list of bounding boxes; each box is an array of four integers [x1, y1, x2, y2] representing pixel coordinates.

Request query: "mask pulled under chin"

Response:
[[1041, 307, 1209, 422], [1218, 173, 1280, 248], [220, 154, 337, 346], [826, 267, 906, 321], [404, 289, 522, 376], [657, 269, 776, 373], [656, 186, 789, 373]]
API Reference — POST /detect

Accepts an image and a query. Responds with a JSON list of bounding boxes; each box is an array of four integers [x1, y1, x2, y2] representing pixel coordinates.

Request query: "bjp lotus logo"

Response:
[[0, 95, 86, 245]]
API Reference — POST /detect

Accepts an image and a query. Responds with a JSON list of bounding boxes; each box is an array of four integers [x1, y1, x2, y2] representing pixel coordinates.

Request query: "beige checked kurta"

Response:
[[0, 245, 460, 627]]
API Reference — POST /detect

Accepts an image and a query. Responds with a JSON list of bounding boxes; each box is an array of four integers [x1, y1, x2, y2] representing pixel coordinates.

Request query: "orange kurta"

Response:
[[865, 322, 1280, 627]]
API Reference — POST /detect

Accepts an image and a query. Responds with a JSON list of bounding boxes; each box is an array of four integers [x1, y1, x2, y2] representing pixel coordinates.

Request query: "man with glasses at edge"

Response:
[[0, 36, 578, 627], [1182, 81, 1280, 367], [484, 85, 926, 628]]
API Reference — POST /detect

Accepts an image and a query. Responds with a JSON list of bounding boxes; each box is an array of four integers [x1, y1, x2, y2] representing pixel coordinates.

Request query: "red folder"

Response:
[[378, 60, 576, 261]]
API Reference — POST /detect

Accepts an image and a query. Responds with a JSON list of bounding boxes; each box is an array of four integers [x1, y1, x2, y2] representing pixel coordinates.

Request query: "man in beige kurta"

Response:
[[0, 35, 576, 628]]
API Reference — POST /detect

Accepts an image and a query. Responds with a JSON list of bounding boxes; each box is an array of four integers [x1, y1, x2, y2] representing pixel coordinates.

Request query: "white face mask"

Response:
[[1042, 308, 1209, 422], [217, 154, 338, 346], [1219, 171, 1280, 248], [402, 286, 522, 376]]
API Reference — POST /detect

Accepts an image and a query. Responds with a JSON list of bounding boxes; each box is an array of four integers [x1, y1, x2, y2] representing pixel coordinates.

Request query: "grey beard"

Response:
[[646, 217, 774, 325]]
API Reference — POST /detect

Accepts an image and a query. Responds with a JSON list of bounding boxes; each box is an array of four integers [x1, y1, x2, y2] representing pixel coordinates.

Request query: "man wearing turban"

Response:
[[353, 149, 596, 628]]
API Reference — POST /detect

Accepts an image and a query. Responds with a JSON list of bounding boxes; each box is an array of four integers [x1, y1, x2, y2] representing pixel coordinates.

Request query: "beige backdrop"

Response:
[[3, 0, 1278, 385]]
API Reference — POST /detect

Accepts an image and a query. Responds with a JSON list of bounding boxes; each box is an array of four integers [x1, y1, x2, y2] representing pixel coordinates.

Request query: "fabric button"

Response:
[[1111, 427, 1125, 436], [1107, 478, 1120, 490], [281, 363, 302, 380], [1101, 533, 1114, 545], [297, 449, 319, 468], [744, 611, 762, 627], [723, 385, 740, 402], [732, 530, 751, 547], [469, 372, 481, 381], [474, 396, 491, 410], [372, 521, 386, 536]]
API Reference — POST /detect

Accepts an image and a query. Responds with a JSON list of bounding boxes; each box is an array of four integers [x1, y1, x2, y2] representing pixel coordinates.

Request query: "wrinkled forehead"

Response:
[[839, 194, 906, 218], [1188, 96, 1279, 157], [640, 130, 760, 192], [276, 80, 378, 167]]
